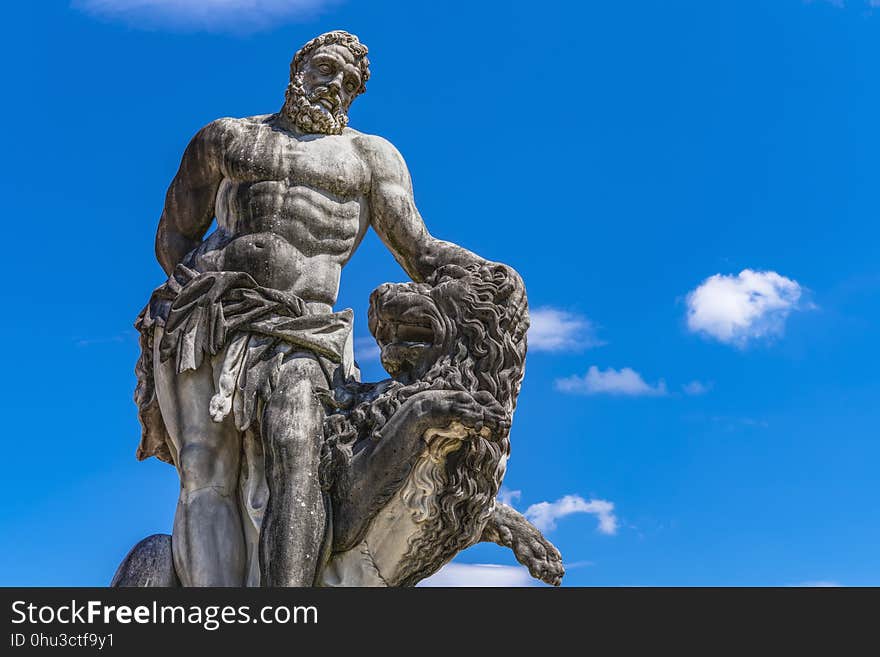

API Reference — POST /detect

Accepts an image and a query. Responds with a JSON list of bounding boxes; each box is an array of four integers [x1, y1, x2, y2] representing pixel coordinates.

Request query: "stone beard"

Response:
[[282, 71, 350, 135]]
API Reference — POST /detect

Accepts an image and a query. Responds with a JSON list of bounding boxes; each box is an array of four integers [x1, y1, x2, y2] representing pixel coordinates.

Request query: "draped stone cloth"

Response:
[[134, 264, 355, 464]]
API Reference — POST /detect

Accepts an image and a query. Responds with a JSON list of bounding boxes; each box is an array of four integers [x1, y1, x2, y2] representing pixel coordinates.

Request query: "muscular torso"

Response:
[[191, 115, 371, 311]]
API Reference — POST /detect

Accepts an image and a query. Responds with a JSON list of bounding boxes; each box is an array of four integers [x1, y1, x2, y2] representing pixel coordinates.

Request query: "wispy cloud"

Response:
[[74, 330, 136, 348], [497, 487, 522, 507], [72, 0, 341, 33], [418, 563, 539, 587], [555, 366, 667, 397], [685, 269, 810, 347], [354, 336, 381, 364], [525, 495, 618, 535], [808, 0, 880, 8], [528, 307, 605, 352], [710, 415, 769, 431], [791, 581, 841, 587], [682, 380, 711, 396], [75, 336, 126, 348]]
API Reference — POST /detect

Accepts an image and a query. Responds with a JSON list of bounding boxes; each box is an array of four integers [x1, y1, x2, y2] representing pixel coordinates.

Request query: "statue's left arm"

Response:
[[360, 135, 487, 282]]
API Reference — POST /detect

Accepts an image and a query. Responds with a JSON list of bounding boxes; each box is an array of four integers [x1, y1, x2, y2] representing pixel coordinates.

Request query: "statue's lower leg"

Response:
[[173, 485, 246, 586], [259, 370, 327, 586], [260, 368, 326, 586]]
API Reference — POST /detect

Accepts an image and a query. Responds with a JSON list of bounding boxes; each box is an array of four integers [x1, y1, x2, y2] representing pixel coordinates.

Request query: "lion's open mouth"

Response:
[[369, 289, 443, 379], [372, 292, 438, 348], [377, 327, 436, 379], [376, 317, 435, 348]]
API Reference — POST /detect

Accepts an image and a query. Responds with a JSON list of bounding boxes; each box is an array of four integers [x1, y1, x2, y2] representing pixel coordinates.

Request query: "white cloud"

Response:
[[809, 0, 877, 7], [711, 415, 769, 430], [418, 563, 539, 587], [685, 269, 807, 347], [792, 581, 841, 587], [74, 331, 134, 347], [525, 495, 618, 535], [528, 307, 605, 352], [555, 366, 667, 397], [354, 336, 381, 364], [72, 0, 339, 32], [682, 380, 711, 396], [497, 487, 521, 507]]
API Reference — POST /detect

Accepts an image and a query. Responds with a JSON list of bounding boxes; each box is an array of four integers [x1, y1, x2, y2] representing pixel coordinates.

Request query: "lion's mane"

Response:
[[325, 262, 529, 586]]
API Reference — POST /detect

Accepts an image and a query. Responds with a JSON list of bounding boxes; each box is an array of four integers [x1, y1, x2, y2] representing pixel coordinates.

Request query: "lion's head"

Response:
[[367, 262, 529, 416]]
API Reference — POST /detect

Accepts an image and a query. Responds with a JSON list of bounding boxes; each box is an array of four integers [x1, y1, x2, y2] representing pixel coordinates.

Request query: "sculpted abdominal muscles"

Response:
[[206, 176, 363, 302]]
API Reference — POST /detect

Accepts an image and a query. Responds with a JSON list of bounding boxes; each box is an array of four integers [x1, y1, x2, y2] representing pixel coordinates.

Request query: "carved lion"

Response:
[[317, 263, 564, 586]]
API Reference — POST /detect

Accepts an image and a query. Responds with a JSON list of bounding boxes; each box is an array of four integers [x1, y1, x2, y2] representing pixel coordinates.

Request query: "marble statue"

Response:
[[117, 30, 563, 587]]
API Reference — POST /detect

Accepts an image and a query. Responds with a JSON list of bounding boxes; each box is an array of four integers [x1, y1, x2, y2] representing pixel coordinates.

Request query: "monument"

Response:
[[114, 30, 563, 587]]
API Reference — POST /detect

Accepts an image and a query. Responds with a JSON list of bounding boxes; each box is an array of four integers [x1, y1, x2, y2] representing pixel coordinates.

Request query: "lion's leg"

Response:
[[481, 502, 565, 586], [258, 355, 328, 587], [153, 335, 246, 587], [334, 389, 501, 551]]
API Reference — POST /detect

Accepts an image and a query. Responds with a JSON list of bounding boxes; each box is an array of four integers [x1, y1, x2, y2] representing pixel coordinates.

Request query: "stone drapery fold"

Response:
[[133, 265, 353, 463]]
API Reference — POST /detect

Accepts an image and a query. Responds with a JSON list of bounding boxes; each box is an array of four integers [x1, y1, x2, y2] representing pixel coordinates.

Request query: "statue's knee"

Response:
[[263, 416, 323, 476], [266, 375, 322, 423], [267, 429, 322, 466], [177, 442, 236, 493], [276, 357, 324, 391]]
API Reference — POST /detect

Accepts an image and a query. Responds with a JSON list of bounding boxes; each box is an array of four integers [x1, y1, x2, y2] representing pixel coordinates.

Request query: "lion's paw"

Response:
[[515, 534, 565, 587]]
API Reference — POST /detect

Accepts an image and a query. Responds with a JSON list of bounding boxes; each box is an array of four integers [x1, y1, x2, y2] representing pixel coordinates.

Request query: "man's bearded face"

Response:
[[284, 44, 364, 135]]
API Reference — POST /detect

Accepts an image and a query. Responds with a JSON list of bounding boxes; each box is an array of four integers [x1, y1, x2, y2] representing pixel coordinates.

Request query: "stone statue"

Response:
[[118, 31, 563, 587]]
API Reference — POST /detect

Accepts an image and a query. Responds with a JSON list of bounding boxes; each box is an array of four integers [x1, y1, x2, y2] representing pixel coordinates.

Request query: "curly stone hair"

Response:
[[392, 264, 528, 586], [290, 30, 371, 95]]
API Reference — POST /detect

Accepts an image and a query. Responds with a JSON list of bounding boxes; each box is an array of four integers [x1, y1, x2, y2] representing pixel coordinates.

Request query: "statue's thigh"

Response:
[[277, 351, 331, 392], [261, 353, 328, 455], [152, 329, 239, 475]]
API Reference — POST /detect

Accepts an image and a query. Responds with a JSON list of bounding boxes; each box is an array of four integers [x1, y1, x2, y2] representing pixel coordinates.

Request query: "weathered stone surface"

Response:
[[111, 534, 179, 587], [119, 30, 564, 587]]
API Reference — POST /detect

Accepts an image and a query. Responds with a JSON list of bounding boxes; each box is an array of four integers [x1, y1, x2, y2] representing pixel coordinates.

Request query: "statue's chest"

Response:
[[224, 130, 368, 199]]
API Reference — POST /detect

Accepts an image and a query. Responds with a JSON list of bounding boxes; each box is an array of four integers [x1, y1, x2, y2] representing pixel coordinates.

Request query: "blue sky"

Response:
[[2, 0, 878, 587]]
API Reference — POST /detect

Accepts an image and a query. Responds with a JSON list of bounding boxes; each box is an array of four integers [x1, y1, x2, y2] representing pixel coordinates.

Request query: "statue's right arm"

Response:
[[155, 120, 229, 275]]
